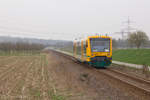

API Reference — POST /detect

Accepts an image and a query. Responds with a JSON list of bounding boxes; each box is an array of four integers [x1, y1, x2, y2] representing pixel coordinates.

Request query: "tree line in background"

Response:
[[112, 30, 149, 49], [0, 30, 148, 54], [0, 36, 74, 55], [0, 42, 45, 54]]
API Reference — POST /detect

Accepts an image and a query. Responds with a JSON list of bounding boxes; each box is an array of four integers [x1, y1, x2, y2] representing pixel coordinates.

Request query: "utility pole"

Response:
[[127, 17, 131, 35], [121, 30, 125, 39], [114, 30, 128, 40], [114, 31, 123, 40], [123, 17, 136, 36], [114, 17, 136, 40]]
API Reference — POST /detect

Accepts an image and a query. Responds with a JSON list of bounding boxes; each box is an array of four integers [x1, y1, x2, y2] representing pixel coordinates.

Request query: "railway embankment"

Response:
[[53, 48, 150, 70], [53, 48, 150, 80], [50, 50, 150, 100], [112, 60, 150, 70]]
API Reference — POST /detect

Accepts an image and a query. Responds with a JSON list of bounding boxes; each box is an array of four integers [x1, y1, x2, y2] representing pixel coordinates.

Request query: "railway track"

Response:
[[52, 50, 150, 95], [98, 69, 150, 94]]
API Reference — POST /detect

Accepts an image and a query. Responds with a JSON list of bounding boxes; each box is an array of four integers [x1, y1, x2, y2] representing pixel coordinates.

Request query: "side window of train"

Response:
[[86, 41, 88, 48]]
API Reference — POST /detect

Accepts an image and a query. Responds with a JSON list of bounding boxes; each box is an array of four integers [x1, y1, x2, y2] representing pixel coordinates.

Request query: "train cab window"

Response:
[[90, 38, 110, 52]]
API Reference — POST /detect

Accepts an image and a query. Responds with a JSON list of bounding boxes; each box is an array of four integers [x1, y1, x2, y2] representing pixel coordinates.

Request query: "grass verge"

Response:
[[113, 49, 150, 66]]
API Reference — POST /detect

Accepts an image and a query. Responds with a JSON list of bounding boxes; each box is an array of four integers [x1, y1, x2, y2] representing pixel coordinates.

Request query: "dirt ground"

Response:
[[0, 51, 149, 100], [46, 51, 149, 100]]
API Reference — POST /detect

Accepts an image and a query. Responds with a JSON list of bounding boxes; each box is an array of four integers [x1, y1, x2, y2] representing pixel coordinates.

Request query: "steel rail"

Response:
[[109, 68, 150, 85], [51, 50, 150, 95], [97, 69, 150, 95]]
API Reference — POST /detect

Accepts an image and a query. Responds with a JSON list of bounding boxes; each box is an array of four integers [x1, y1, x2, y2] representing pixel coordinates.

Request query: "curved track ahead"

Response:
[[53, 50, 150, 95]]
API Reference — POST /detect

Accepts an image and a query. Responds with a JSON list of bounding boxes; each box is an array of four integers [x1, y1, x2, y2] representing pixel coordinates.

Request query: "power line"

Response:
[[123, 17, 136, 35], [114, 17, 137, 40]]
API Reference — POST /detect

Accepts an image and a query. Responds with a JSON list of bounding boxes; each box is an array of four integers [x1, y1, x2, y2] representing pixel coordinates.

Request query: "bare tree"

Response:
[[127, 31, 149, 48], [0, 42, 45, 53]]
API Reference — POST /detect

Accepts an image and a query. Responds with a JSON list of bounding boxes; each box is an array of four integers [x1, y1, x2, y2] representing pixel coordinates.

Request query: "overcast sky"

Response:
[[0, 0, 149, 40]]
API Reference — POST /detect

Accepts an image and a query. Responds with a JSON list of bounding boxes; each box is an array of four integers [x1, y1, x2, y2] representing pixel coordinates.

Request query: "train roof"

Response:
[[74, 35, 111, 42], [87, 35, 111, 39]]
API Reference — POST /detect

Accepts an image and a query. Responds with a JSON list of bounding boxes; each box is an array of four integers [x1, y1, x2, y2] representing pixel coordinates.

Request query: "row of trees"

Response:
[[113, 30, 149, 49], [0, 42, 45, 52]]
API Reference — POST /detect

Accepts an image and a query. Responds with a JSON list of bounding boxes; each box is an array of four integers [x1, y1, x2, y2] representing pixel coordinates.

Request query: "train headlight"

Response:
[[105, 49, 109, 52]]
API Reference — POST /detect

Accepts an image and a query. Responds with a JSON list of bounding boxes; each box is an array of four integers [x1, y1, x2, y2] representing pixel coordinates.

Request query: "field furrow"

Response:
[[8, 59, 37, 97], [0, 57, 33, 94], [0, 57, 20, 74]]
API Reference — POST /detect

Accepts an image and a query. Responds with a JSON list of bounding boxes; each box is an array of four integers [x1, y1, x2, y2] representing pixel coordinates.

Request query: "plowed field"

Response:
[[0, 51, 148, 100]]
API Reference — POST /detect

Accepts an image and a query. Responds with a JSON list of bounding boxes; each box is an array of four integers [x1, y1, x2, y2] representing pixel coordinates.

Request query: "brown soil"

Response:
[[46, 51, 149, 100], [0, 52, 149, 100]]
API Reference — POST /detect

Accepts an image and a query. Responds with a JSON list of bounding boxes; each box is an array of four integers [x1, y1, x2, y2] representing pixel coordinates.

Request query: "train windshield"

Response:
[[90, 38, 110, 52]]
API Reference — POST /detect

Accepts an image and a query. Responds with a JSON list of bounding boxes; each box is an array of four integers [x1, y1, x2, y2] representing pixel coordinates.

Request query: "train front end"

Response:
[[87, 36, 112, 68]]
